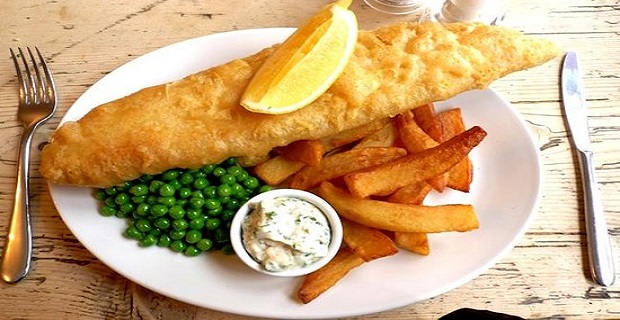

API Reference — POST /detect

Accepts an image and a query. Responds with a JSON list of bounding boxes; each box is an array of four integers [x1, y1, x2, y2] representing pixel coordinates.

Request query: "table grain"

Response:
[[1, 0, 619, 319]]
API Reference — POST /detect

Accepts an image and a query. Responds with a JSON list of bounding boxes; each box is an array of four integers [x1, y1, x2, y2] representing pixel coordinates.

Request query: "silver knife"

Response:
[[561, 51, 615, 287]]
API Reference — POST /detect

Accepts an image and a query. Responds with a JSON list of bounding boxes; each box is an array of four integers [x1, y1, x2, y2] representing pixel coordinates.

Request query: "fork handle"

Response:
[[1, 126, 35, 283]]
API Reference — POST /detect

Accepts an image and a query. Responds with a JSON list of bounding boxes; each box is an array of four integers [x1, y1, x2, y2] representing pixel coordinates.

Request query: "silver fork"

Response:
[[1, 47, 57, 283]]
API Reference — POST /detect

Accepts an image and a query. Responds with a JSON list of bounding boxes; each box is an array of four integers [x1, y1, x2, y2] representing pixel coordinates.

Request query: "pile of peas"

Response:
[[93, 158, 272, 257]]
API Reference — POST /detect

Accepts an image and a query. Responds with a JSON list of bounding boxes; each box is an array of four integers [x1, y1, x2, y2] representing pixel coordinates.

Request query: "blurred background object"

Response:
[[361, 0, 436, 15], [433, 0, 506, 24]]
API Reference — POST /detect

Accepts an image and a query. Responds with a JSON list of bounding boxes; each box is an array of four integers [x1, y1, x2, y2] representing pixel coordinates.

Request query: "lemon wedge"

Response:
[[240, 0, 358, 114]]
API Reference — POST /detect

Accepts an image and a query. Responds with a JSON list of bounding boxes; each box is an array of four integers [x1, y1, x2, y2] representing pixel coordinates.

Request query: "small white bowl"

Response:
[[229, 188, 343, 277]]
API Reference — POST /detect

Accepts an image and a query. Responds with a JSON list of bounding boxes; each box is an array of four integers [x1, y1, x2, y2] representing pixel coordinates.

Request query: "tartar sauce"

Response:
[[241, 196, 331, 272]]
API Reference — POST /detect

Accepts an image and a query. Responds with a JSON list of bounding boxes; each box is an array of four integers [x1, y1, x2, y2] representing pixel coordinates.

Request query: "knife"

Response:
[[561, 51, 615, 287]]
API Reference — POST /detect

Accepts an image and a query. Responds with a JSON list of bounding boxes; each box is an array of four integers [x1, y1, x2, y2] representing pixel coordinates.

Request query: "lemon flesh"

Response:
[[240, 0, 358, 114]]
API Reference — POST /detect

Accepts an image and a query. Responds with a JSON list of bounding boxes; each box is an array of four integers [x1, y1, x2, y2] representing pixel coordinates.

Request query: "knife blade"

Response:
[[561, 51, 615, 287]]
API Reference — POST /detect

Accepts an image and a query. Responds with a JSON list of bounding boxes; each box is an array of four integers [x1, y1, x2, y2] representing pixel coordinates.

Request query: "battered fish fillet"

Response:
[[40, 22, 562, 187]]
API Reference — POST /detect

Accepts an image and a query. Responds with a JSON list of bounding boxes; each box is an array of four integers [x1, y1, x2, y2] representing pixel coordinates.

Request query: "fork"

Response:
[[1, 47, 57, 283]]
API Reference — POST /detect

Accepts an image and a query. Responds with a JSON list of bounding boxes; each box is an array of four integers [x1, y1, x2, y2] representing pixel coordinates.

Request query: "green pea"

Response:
[[132, 195, 147, 204], [157, 234, 171, 247], [226, 165, 243, 176], [154, 217, 171, 230], [168, 179, 182, 191], [205, 218, 221, 231], [146, 195, 158, 205], [149, 180, 164, 193], [189, 197, 205, 209], [230, 183, 244, 196], [191, 170, 206, 179], [185, 230, 202, 244], [196, 238, 213, 251], [170, 240, 186, 253], [232, 188, 248, 200], [104, 186, 118, 196], [218, 196, 231, 205], [129, 184, 149, 196], [212, 167, 226, 177], [93, 190, 107, 201], [186, 208, 202, 220], [184, 245, 201, 257], [189, 217, 205, 230], [201, 164, 215, 174], [169, 229, 186, 240], [168, 206, 185, 220], [135, 219, 152, 233], [235, 171, 249, 182], [202, 186, 217, 198], [162, 169, 181, 181], [224, 158, 238, 166], [139, 174, 154, 183], [100, 205, 116, 217], [225, 198, 241, 210], [178, 187, 192, 199], [119, 203, 134, 214], [207, 207, 222, 217], [114, 193, 130, 205], [125, 226, 143, 240], [217, 184, 232, 197], [221, 210, 235, 222], [205, 198, 221, 210], [172, 219, 189, 231], [180, 172, 194, 185], [258, 185, 273, 193], [243, 177, 260, 190], [148, 229, 162, 238], [115, 211, 128, 219], [140, 234, 157, 247], [157, 196, 176, 207], [117, 181, 132, 192], [191, 190, 204, 199], [150, 204, 168, 217], [135, 203, 151, 216], [193, 177, 209, 190], [219, 174, 236, 185], [159, 184, 175, 197]]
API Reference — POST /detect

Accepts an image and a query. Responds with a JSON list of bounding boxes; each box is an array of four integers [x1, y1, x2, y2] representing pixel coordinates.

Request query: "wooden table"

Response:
[[1, 0, 619, 319]]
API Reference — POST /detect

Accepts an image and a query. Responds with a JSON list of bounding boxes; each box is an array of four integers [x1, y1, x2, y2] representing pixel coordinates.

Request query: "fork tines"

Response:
[[10, 47, 56, 106]]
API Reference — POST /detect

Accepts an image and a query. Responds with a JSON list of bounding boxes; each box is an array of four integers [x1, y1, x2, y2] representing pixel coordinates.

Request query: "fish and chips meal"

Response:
[[40, 0, 562, 305]]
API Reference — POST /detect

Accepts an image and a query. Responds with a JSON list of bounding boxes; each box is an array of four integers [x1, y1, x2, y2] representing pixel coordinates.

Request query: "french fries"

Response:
[[320, 118, 391, 151], [412, 103, 443, 141], [344, 126, 487, 198], [437, 108, 474, 192], [342, 218, 398, 261], [396, 110, 447, 192], [276, 139, 324, 166], [352, 120, 398, 149], [289, 147, 406, 190], [318, 182, 479, 233], [394, 232, 430, 256], [249, 105, 485, 303], [298, 246, 364, 304], [387, 181, 433, 205], [388, 181, 433, 255], [253, 155, 305, 185]]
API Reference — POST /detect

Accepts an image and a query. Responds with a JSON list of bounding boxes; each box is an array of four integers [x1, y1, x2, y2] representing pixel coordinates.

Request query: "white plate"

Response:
[[49, 28, 542, 319]]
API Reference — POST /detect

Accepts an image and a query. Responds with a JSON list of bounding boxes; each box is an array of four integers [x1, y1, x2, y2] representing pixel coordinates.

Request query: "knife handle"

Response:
[[577, 149, 615, 286]]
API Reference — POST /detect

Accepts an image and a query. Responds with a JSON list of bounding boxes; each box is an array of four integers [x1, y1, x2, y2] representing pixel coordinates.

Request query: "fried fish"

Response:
[[40, 22, 562, 187]]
